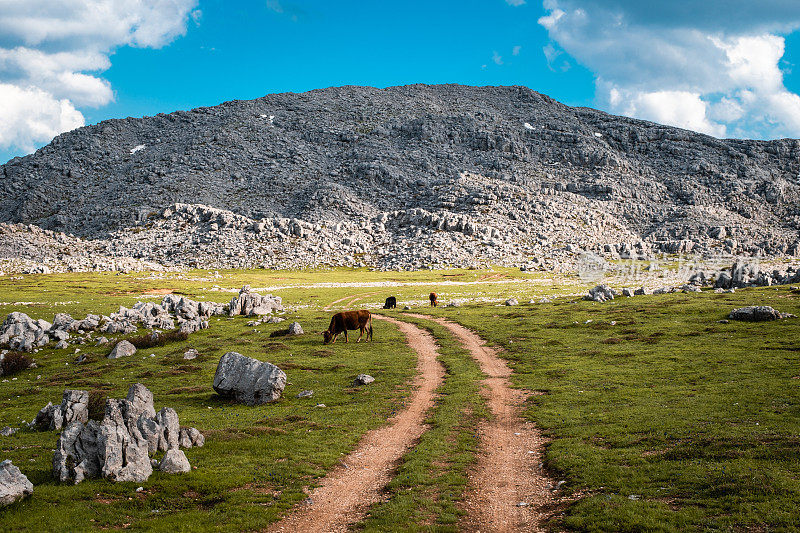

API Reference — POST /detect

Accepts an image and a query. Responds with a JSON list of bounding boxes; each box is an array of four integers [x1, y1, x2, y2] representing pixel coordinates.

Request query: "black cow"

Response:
[[383, 296, 397, 309]]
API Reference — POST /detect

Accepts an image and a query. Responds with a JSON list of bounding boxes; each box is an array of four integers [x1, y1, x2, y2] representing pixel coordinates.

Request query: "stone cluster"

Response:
[[0, 290, 281, 352], [50, 384, 203, 484]]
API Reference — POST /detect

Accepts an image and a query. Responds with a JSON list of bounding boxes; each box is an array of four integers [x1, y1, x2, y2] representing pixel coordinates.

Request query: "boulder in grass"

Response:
[[212, 352, 287, 405], [585, 284, 615, 302], [178, 427, 205, 448], [0, 460, 33, 506], [108, 340, 136, 359], [159, 449, 191, 474], [729, 306, 796, 322], [287, 322, 303, 335], [353, 374, 375, 386], [504, 298, 519, 306]]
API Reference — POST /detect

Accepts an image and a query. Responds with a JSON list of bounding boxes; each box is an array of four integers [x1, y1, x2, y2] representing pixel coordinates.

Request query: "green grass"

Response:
[[357, 314, 488, 532], [415, 286, 800, 531], [0, 305, 416, 531], [3, 268, 800, 531]]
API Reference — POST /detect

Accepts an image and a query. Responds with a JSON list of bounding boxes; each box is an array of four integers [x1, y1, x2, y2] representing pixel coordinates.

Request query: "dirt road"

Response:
[[267, 315, 445, 533]]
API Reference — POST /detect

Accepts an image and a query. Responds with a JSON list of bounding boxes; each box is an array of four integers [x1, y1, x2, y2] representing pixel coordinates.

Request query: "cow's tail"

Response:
[[368, 314, 374, 341]]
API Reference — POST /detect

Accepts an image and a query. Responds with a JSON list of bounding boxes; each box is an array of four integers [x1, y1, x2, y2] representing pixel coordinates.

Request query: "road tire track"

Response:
[[267, 315, 445, 533], [406, 313, 555, 532]]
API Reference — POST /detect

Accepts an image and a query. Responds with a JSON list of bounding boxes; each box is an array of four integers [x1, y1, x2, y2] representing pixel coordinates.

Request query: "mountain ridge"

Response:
[[1, 83, 798, 271]]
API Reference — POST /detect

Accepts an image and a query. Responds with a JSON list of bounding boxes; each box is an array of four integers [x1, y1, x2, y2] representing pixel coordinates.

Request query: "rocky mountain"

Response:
[[1, 84, 799, 271]]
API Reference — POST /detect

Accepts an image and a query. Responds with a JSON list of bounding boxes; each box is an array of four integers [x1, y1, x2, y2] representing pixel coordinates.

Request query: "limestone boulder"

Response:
[[108, 340, 136, 359], [212, 352, 287, 405], [0, 460, 33, 506]]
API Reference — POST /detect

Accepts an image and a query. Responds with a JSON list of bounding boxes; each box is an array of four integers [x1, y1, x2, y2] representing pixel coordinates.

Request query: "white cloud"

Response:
[[0, 0, 198, 155], [492, 51, 504, 65], [538, 0, 800, 139], [506, 0, 526, 6], [607, 88, 726, 137], [512, 45, 522, 56], [0, 83, 84, 152]]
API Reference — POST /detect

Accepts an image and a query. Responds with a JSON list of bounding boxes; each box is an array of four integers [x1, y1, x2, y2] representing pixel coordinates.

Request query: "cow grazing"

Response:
[[383, 296, 397, 309], [323, 310, 373, 344], [429, 292, 438, 307]]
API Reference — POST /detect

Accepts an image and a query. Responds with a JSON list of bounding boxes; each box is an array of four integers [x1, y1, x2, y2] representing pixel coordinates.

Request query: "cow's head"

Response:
[[323, 330, 333, 344]]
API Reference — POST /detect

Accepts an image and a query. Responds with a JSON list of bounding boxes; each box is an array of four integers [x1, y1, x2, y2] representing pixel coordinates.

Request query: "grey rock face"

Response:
[[353, 374, 375, 386], [729, 306, 796, 322], [212, 352, 287, 405], [35, 389, 89, 431], [53, 420, 102, 483], [0, 460, 33, 506], [287, 322, 303, 335], [2, 85, 798, 273], [108, 340, 136, 359], [159, 449, 191, 474], [126, 383, 156, 420], [585, 284, 616, 302], [96, 398, 153, 483], [155, 408, 180, 451]]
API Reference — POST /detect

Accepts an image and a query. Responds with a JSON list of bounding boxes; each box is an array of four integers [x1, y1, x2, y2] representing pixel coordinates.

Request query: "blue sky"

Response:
[[2, 1, 800, 164]]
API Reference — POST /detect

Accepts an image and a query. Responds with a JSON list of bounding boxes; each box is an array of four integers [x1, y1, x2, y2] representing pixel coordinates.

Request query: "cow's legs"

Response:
[[356, 326, 364, 342], [344, 330, 348, 343]]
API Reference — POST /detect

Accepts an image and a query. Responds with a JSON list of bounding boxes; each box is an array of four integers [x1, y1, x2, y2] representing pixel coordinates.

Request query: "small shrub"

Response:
[[0, 351, 33, 377], [128, 329, 189, 349], [269, 328, 290, 338], [87, 390, 108, 421]]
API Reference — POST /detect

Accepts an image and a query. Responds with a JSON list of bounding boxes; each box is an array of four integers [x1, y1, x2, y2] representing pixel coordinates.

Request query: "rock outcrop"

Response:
[[228, 286, 283, 317], [34, 389, 89, 431], [51, 384, 203, 484], [0, 293, 234, 352], [212, 352, 287, 405]]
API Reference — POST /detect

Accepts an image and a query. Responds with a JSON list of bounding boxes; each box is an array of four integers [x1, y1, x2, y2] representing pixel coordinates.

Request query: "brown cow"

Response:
[[429, 292, 438, 307], [323, 310, 373, 344]]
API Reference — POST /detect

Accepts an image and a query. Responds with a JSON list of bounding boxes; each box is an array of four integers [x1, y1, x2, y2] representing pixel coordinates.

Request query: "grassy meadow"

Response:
[[1, 267, 799, 531]]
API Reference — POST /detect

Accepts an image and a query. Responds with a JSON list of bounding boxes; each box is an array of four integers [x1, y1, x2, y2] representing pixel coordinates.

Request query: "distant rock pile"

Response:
[[50, 384, 203, 484], [728, 306, 796, 322], [228, 285, 284, 316], [585, 284, 616, 302], [0, 290, 282, 352]]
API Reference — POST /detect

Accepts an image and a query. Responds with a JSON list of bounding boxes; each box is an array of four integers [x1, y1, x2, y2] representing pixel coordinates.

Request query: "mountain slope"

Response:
[[1, 84, 799, 270]]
